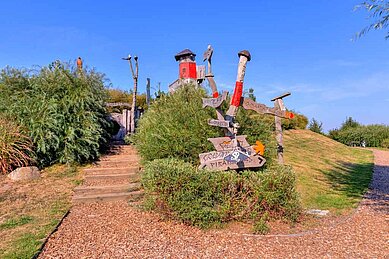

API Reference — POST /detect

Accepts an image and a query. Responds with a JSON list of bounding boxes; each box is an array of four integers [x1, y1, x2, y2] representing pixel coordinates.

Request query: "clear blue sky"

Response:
[[1, 0, 388, 131]]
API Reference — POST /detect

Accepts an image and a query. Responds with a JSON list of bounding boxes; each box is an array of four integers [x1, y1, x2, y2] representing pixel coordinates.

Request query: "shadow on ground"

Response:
[[321, 161, 388, 213], [363, 164, 389, 214]]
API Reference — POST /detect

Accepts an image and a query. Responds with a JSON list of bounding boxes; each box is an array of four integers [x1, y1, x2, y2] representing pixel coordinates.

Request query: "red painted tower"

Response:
[[175, 49, 197, 81], [169, 49, 205, 93]]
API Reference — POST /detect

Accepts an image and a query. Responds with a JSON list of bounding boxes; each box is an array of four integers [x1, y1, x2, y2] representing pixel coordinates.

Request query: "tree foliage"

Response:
[[243, 87, 256, 101], [340, 117, 360, 130], [308, 118, 324, 134], [0, 61, 112, 166], [355, 0, 389, 39], [329, 117, 389, 147]]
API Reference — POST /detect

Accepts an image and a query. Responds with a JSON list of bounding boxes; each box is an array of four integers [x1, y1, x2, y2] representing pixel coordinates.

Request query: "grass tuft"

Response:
[[0, 216, 34, 230]]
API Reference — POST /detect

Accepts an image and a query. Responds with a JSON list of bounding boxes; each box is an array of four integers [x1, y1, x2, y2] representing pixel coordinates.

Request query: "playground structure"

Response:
[[168, 49, 205, 93], [196, 46, 294, 170]]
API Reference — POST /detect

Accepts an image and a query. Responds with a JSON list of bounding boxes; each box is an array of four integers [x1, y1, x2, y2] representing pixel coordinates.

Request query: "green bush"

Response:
[[134, 84, 275, 165], [0, 62, 111, 166], [142, 158, 301, 229], [330, 124, 389, 147], [282, 111, 308, 130], [381, 138, 389, 149], [134, 85, 222, 164], [0, 117, 35, 174]]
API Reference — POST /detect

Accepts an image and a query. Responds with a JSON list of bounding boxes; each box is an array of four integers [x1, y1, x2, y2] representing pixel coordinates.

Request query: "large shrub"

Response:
[[142, 158, 301, 231], [136, 85, 301, 232], [330, 124, 389, 147], [381, 138, 389, 149], [0, 62, 111, 166], [134, 85, 222, 164], [134, 85, 276, 165], [0, 118, 35, 174]]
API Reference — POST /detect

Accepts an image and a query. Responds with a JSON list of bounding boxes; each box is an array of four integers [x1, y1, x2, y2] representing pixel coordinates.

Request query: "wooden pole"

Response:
[[126, 55, 138, 134], [122, 54, 139, 134], [270, 93, 290, 164], [146, 78, 151, 106], [274, 114, 283, 163], [225, 50, 251, 121], [274, 99, 285, 164], [130, 57, 138, 134]]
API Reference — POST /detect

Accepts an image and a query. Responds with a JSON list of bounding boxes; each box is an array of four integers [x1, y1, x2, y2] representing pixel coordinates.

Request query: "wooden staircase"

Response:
[[72, 145, 143, 203]]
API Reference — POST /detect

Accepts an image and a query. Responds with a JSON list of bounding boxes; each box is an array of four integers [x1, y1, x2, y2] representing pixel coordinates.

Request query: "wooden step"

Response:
[[74, 183, 141, 195], [84, 172, 138, 181], [72, 190, 144, 203], [83, 167, 139, 175], [95, 161, 139, 168], [107, 146, 138, 155], [99, 154, 139, 161]]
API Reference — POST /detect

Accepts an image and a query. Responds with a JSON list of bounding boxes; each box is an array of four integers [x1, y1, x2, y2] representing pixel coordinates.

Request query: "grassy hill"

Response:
[[283, 130, 373, 214]]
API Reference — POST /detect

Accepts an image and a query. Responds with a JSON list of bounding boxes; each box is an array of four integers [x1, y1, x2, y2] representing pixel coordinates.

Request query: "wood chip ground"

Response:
[[40, 149, 389, 258]]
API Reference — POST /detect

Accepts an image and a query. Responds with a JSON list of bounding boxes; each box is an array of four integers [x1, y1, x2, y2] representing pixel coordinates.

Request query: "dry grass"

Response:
[[284, 130, 373, 214], [0, 164, 83, 258]]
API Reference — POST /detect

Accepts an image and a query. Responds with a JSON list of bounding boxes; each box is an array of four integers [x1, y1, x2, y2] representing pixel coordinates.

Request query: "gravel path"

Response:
[[40, 150, 389, 258]]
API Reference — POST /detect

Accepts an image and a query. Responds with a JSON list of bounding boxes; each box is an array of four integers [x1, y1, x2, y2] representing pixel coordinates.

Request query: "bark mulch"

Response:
[[39, 150, 389, 258]]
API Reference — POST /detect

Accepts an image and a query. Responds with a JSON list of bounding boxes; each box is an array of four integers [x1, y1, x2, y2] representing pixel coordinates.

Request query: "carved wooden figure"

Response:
[[203, 45, 219, 98], [77, 57, 83, 70]]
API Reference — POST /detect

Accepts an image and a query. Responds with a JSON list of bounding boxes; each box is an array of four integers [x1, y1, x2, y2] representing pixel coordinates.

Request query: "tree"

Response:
[[308, 118, 323, 134], [340, 117, 360, 130], [355, 0, 389, 39], [243, 88, 256, 101]]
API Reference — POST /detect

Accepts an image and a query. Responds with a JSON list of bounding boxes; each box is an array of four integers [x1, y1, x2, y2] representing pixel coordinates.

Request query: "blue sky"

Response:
[[1, 0, 388, 131]]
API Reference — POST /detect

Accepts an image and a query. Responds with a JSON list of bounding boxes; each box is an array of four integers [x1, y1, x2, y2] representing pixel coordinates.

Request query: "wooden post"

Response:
[[146, 78, 151, 107], [203, 45, 219, 98], [274, 103, 284, 164], [126, 109, 131, 134], [271, 92, 291, 164], [122, 54, 139, 134], [225, 50, 251, 121], [122, 109, 127, 134]]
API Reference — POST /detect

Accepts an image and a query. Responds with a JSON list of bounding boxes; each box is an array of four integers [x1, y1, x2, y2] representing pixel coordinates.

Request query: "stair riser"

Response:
[[95, 162, 139, 168], [104, 154, 138, 158], [105, 151, 138, 156], [84, 168, 140, 175], [85, 174, 138, 181], [74, 186, 141, 195], [73, 192, 144, 203]]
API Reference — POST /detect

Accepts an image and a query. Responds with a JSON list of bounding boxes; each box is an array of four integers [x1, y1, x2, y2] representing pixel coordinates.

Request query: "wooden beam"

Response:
[[208, 135, 250, 151], [208, 119, 231, 128], [271, 92, 291, 101], [202, 91, 228, 108], [106, 102, 132, 108], [199, 154, 266, 171]]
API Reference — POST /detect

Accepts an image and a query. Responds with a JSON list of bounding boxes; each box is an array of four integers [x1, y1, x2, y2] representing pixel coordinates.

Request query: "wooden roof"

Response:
[[174, 49, 196, 61]]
